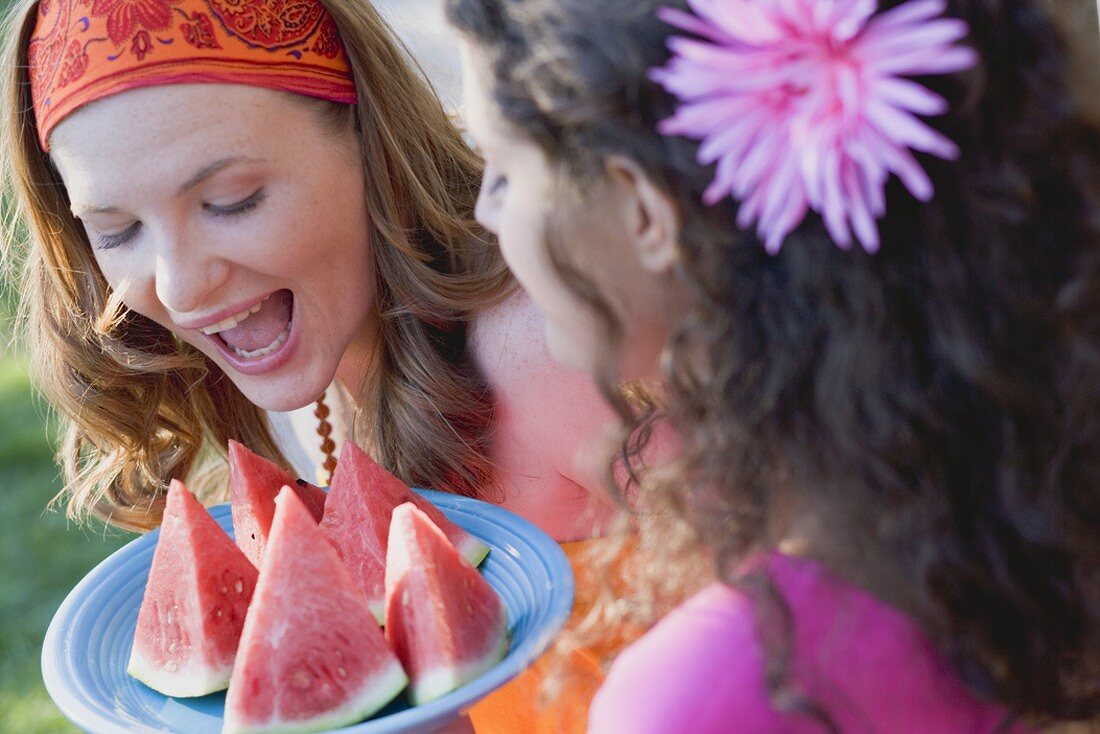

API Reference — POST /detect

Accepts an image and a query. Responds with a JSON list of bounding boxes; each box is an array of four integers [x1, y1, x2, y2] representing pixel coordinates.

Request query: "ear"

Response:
[[604, 155, 680, 274]]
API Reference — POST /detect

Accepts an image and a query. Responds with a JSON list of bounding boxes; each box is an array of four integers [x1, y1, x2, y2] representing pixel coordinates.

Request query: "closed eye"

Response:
[[94, 221, 141, 250], [204, 189, 265, 217]]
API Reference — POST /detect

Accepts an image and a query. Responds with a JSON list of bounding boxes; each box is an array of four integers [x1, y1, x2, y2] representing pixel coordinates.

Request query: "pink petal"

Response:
[[841, 162, 880, 252], [801, 141, 826, 207], [653, 0, 973, 255], [661, 42, 797, 90], [820, 147, 853, 249], [865, 172, 887, 217], [857, 18, 970, 58], [770, 193, 810, 252], [872, 44, 977, 75], [868, 0, 948, 32], [697, 103, 772, 164], [847, 131, 890, 216], [657, 7, 735, 45], [846, 134, 888, 197], [659, 95, 754, 140], [776, 0, 801, 22], [764, 227, 786, 255], [736, 185, 765, 230], [662, 38, 748, 76], [835, 64, 862, 116], [867, 76, 947, 116], [759, 151, 802, 227], [731, 122, 787, 198], [889, 148, 935, 201], [688, 0, 784, 44], [864, 98, 958, 159], [831, 0, 876, 41], [704, 153, 737, 205]]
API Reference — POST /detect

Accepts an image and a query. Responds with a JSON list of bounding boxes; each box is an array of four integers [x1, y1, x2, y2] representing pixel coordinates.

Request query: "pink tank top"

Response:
[[589, 552, 1030, 733]]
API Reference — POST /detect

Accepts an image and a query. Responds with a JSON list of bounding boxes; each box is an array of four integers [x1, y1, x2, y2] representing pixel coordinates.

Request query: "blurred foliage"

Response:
[[0, 196, 134, 731], [0, 353, 134, 732]]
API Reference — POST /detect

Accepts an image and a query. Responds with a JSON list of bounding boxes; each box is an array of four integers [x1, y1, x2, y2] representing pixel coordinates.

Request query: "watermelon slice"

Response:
[[228, 439, 327, 568], [384, 502, 509, 705], [319, 441, 489, 623], [223, 488, 408, 734], [127, 479, 258, 697]]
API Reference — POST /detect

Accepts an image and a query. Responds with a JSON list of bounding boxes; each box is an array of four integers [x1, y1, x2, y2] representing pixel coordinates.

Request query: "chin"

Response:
[[233, 376, 326, 414], [545, 326, 599, 374]]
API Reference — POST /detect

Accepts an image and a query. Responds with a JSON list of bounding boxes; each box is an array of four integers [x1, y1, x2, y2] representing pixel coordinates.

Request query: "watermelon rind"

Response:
[[365, 530, 486, 626], [456, 533, 491, 569], [321, 442, 490, 626], [126, 651, 232, 699], [409, 627, 510, 706], [385, 503, 510, 707], [359, 531, 487, 627], [224, 489, 409, 734], [126, 479, 257, 699], [222, 661, 408, 734]]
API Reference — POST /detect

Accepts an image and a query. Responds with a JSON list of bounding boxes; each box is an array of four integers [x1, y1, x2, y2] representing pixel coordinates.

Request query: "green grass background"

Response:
[[0, 291, 134, 731]]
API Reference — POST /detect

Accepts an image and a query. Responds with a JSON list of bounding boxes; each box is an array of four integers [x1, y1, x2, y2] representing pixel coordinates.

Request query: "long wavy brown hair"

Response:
[[449, 0, 1100, 726], [1, 0, 514, 531]]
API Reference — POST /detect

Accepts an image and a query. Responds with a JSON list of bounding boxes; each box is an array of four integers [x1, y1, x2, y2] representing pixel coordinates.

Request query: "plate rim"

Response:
[[41, 489, 575, 734]]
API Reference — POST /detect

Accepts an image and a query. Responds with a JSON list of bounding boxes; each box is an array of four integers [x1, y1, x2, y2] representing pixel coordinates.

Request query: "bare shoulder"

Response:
[[470, 290, 606, 416], [470, 291, 618, 539], [471, 289, 562, 387]]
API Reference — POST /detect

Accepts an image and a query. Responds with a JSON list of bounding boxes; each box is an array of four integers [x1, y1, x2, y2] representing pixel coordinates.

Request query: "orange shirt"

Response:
[[469, 538, 629, 734]]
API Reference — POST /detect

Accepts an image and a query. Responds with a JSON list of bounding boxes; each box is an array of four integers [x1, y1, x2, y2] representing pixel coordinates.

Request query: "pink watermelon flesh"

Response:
[[292, 479, 328, 521], [127, 479, 258, 697], [385, 502, 508, 705], [228, 439, 326, 568], [319, 441, 489, 623], [224, 488, 407, 734]]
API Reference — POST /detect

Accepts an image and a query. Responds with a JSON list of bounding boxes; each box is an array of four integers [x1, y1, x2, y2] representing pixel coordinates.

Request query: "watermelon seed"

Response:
[[165, 661, 178, 673], [336, 666, 348, 679], [235, 580, 244, 594], [220, 586, 228, 594], [290, 669, 313, 690]]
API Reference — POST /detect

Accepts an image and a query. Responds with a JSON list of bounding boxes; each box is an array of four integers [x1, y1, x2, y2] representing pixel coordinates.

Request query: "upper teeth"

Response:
[[200, 298, 266, 335]]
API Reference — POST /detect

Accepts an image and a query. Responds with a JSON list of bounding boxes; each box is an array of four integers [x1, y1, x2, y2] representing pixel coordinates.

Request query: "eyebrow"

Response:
[[177, 156, 261, 196], [73, 203, 122, 216], [70, 156, 264, 217]]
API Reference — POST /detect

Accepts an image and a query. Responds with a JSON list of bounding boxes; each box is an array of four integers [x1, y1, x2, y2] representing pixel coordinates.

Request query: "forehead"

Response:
[[458, 41, 511, 145], [52, 84, 301, 161], [49, 84, 317, 190]]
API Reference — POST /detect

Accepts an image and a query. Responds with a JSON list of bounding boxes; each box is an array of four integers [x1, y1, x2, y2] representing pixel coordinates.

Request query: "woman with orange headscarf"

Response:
[[2, 0, 641, 729]]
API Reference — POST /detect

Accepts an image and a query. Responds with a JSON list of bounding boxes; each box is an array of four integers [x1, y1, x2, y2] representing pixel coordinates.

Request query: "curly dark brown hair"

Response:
[[448, 0, 1100, 725]]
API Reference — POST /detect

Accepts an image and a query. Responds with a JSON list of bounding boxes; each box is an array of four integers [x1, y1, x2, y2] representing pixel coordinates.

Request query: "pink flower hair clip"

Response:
[[650, 0, 978, 253]]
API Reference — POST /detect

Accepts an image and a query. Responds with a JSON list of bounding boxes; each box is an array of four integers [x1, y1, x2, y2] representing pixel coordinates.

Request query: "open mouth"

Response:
[[202, 289, 295, 364]]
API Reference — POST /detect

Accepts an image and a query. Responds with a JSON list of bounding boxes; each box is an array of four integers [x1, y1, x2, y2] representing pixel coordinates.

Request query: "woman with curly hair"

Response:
[[449, 0, 1100, 730]]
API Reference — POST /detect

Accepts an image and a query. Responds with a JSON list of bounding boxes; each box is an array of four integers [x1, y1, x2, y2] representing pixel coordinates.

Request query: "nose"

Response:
[[152, 227, 231, 316]]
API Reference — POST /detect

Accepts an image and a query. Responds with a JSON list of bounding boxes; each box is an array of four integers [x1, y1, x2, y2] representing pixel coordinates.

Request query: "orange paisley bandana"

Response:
[[27, 0, 358, 150]]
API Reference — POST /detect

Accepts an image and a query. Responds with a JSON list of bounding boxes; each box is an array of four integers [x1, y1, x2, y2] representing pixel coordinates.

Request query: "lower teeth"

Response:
[[231, 323, 291, 359]]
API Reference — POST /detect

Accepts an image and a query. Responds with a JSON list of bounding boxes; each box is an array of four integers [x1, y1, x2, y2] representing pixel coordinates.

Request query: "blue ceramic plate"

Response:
[[42, 490, 574, 734]]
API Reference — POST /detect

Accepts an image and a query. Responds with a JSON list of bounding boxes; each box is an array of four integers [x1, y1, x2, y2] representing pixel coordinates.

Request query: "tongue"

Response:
[[220, 290, 292, 353]]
